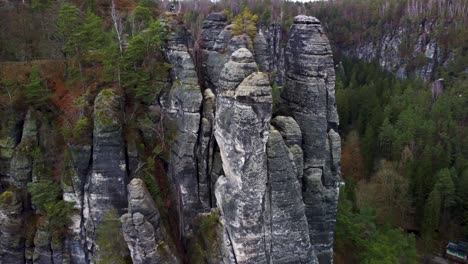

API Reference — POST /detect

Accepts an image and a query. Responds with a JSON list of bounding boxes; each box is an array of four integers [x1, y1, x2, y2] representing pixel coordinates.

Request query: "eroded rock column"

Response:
[[280, 16, 341, 264], [214, 48, 272, 263], [83, 88, 128, 257]]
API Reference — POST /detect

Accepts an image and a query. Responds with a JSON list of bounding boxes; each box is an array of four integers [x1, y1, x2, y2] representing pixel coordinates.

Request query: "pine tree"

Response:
[[232, 7, 258, 39], [95, 209, 129, 264], [24, 67, 50, 109]]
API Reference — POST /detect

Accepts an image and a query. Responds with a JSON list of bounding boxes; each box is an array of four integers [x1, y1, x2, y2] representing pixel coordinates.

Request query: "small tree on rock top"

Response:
[[232, 7, 258, 40]]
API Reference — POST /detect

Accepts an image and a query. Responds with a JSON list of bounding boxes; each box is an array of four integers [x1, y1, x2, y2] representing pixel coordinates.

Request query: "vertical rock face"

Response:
[[347, 19, 449, 82], [121, 179, 178, 264], [63, 146, 91, 264], [280, 16, 341, 264], [121, 213, 160, 264], [0, 12, 341, 264], [164, 22, 204, 239], [0, 190, 24, 264], [197, 88, 216, 210], [214, 48, 272, 263], [254, 32, 270, 72], [266, 128, 316, 263], [10, 110, 38, 188], [265, 23, 285, 86], [0, 113, 22, 182], [201, 13, 229, 51], [201, 13, 229, 91], [83, 88, 128, 256]]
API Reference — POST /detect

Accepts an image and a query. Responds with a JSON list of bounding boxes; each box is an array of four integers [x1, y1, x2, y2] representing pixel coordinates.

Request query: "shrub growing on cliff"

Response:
[[24, 67, 51, 110], [27, 180, 74, 231]]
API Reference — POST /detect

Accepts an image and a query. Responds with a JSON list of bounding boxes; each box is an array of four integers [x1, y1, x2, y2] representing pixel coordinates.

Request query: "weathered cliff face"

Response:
[[0, 190, 25, 264], [0, 12, 340, 264], [342, 19, 453, 82], [214, 49, 272, 263], [163, 17, 204, 240], [279, 15, 341, 264], [83, 88, 128, 258], [121, 179, 178, 264]]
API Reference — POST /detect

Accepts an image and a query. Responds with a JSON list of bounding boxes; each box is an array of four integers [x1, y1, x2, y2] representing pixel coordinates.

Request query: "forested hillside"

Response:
[[0, 0, 466, 263]]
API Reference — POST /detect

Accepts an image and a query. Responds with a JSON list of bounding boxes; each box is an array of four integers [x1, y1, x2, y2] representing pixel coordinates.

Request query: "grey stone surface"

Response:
[[121, 212, 160, 264], [214, 48, 272, 263], [32, 224, 54, 264], [10, 110, 37, 188], [164, 23, 204, 240], [127, 178, 160, 231], [265, 24, 284, 85], [280, 16, 341, 264], [0, 113, 22, 182], [122, 179, 179, 264], [201, 13, 228, 50], [271, 116, 304, 179], [254, 31, 270, 72], [83, 88, 128, 257], [0, 190, 25, 264], [346, 19, 450, 82], [197, 89, 216, 210], [266, 128, 317, 264]]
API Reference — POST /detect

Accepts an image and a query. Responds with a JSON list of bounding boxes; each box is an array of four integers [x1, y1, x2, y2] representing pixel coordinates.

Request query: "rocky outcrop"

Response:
[[197, 88, 216, 210], [214, 48, 272, 263], [254, 32, 270, 72], [83, 88, 128, 257], [201, 13, 229, 51], [271, 116, 304, 179], [10, 110, 38, 188], [62, 148, 88, 264], [266, 128, 316, 263], [164, 21, 204, 240], [345, 19, 451, 82], [0, 190, 25, 264], [121, 178, 178, 264], [0, 113, 22, 183], [265, 23, 285, 86], [0, 12, 342, 264], [121, 213, 160, 264], [201, 14, 256, 94], [280, 15, 341, 264]]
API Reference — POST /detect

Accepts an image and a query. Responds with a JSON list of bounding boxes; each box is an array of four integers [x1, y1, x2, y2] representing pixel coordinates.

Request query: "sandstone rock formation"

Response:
[[0, 12, 341, 264], [214, 49, 272, 263], [121, 179, 178, 264], [280, 15, 341, 264], [0, 190, 25, 264], [164, 20, 204, 240], [83, 88, 128, 256]]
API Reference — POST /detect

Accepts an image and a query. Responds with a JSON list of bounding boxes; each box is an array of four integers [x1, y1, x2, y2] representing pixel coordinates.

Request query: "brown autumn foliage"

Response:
[[341, 130, 366, 182]]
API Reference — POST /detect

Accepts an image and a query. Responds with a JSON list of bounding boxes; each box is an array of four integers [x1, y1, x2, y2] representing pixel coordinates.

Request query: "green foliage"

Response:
[[31, 0, 51, 12], [61, 117, 90, 143], [271, 82, 280, 113], [130, 5, 153, 34], [142, 157, 163, 207], [95, 209, 130, 264], [57, 4, 107, 89], [122, 19, 168, 104], [57, 4, 81, 54], [336, 56, 468, 255], [335, 186, 417, 263], [24, 67, 51, 109], [27, 180, 75, 231], [231, 7, 258, 40]]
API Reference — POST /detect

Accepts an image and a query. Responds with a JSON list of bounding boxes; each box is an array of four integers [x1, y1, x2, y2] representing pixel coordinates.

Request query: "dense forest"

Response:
[[0, 0, 466, 263]]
